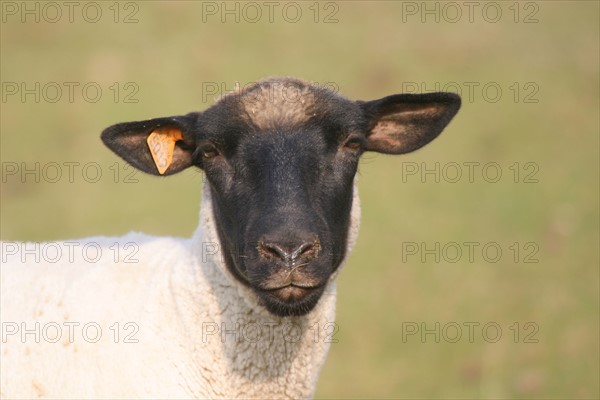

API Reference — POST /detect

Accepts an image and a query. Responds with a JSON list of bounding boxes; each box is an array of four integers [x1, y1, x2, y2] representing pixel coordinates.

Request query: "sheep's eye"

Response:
[[200, 145, 220, 159], [344, 136, 364, 150]]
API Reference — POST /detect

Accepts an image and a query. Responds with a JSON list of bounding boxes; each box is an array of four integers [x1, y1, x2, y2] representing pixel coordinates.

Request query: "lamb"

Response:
[[0, 77, 460, 399]]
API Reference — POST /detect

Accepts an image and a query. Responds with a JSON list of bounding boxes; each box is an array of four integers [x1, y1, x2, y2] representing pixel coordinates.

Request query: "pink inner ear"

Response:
[[369, 120, 410, 151], [368, 116, 424, 154], [389, 104, 443, 118], [369, 104, 443, 145], [370, 120, 407, 146]]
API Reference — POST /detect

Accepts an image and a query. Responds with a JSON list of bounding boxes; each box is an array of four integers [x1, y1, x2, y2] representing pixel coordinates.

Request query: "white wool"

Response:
[[0, 179, 360, 399]]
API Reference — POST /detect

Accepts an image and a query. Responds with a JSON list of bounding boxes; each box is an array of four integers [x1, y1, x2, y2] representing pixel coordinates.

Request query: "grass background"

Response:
[[1, 1, 598, 398]]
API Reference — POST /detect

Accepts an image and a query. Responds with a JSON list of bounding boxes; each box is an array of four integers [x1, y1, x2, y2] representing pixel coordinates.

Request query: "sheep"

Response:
[[0, 77, 460, 399]]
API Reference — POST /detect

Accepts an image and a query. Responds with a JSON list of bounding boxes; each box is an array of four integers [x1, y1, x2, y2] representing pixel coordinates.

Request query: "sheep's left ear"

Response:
[[359, 92, 461, 154], [101, 112, 199, 176]]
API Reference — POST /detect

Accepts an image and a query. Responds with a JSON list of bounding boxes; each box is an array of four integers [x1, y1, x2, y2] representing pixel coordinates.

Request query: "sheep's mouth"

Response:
[[256, 283, 326, 316], [258, 270, 325, 291], [263, 281, 323, 291], [265, 285, 315, 302]]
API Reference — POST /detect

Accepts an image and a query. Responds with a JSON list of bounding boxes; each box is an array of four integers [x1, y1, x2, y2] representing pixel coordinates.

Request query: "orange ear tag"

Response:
[[147, 128, 183, 175]]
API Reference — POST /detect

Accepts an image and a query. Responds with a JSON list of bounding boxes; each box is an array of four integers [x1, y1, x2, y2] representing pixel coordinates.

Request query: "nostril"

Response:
[[258, 242, 289, 261], [291, 241, 320, 261], [257, 239, 321, 262], [292, 242, 312, 259]]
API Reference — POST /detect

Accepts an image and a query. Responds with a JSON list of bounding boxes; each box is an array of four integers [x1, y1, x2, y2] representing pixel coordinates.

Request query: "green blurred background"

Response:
[[1, 1, 598, 398]]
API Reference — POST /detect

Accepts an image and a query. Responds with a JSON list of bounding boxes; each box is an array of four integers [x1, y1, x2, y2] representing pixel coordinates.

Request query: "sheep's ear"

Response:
[[101, 112, 199, 176], [359, 93, 461, 154]]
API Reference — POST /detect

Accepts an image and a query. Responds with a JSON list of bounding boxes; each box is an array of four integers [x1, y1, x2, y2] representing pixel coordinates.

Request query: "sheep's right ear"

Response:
[[101, 112, 199, 176], [359, 93, 461, 155]]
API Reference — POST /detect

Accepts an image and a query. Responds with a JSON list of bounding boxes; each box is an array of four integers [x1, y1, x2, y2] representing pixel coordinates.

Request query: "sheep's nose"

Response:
[[258, 240, 320, 263]]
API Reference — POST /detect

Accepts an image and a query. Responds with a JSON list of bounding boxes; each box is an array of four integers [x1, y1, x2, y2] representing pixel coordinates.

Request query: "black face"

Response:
[[196, 92, 366, 316], [100, 78, 461, 317]]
